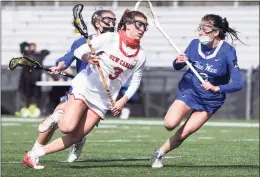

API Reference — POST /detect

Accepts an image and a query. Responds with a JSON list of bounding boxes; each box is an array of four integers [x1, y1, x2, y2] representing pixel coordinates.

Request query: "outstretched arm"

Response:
[[56, 38, 85, 69]]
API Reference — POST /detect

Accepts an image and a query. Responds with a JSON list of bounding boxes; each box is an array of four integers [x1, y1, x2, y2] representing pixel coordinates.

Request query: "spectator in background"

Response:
[[16, 42, 50, 118]]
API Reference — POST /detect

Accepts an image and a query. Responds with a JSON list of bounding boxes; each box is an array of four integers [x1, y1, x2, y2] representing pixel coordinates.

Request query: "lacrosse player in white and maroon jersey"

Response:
[[23, 9, 148, 169], [28, 9, 117, 164]]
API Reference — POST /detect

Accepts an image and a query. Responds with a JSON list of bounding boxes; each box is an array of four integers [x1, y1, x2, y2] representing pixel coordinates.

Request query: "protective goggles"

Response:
[[197, 24, 219, 33], [126, 18, 148, 32], [101, 17, 116, 26], [93, 14, 116, 26]]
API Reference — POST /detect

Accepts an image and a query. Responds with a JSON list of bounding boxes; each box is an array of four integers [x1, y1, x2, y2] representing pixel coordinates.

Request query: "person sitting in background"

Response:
[[16, 42, 50, 118]]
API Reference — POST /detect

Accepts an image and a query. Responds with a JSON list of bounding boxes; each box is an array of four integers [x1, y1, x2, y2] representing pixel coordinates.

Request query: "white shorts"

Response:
[[69, 89, 106, 119]]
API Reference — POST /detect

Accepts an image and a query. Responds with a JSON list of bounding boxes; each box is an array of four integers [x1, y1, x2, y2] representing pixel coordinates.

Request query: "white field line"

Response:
[[2, 123, 21, 126], [232, 139, 259, 142], [1, 118, 259, 127], [198, 137, 215, 140]]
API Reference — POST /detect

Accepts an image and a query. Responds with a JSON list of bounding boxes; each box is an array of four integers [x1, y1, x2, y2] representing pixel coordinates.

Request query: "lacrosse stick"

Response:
[[8, 55, 74, 78], [72, 4, 115, 106], [134, 0, 205, 83]]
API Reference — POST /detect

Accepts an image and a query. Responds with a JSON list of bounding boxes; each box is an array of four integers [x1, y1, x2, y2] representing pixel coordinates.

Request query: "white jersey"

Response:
[[72, 32, 146, 111]]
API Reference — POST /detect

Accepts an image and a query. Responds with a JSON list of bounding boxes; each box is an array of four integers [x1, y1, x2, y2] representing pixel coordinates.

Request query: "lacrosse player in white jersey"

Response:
[[23, 9, 148, 169], [27, 9, 117, 164]]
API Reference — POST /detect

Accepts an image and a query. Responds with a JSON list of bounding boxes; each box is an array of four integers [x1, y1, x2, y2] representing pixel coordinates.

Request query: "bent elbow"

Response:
[[235, 81, 244, 91]]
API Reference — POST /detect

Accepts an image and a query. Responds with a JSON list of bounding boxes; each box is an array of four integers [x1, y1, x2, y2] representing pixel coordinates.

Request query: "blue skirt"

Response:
[[176, 89, 224, 114]]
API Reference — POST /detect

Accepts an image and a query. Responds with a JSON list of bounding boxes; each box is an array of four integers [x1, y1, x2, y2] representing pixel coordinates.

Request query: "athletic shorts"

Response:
[[69, 88, 106, 119], [177, 90, 224, 114]]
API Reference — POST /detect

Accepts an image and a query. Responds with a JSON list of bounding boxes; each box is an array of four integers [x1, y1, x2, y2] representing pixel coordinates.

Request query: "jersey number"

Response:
[[109, 67, 123, 80]]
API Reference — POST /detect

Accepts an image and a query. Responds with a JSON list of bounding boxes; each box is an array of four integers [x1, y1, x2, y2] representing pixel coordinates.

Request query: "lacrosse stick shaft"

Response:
[[156, 26, 205, 83], [42, 68, 74, 78], [134, 0, 204, 83], [86, 38, 115, 106], [73, 4, 115, 106]]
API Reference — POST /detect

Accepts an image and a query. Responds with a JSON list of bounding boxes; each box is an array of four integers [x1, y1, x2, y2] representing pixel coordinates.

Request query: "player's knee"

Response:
[[59, 123, 75, 134], [164, 121, 178, 131]]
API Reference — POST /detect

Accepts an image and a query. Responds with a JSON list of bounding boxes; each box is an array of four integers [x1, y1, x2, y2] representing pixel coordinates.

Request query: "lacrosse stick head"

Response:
[[134, 0, 159, 27], [8, 56, 42, 71], [73, 4, 89, 38]]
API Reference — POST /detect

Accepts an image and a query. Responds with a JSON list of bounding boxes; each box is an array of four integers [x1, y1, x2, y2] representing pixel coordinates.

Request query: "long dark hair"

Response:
[[117, 9, 147, 31], [202, 14, 245, 45], [91, 10, 115, 30]]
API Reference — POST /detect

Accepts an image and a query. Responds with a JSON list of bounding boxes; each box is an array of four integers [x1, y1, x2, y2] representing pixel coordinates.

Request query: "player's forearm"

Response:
[[219, 81, 243, 94], [219, 71, 243, 94], [56, 61, 67, 71], [124, 79, 141, 100], [119, 95, 129, 105], [56, 53, 75, 69]]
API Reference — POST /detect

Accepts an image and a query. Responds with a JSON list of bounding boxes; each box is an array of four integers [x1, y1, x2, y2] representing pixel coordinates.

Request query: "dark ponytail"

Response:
[[117, 9, 147, 31], [117, 9, 131, 31], [202, 14, 246, 45]]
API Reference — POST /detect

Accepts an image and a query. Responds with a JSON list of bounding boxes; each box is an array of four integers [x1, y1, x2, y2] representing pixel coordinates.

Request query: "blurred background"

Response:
[[1, 1, 259, 120]]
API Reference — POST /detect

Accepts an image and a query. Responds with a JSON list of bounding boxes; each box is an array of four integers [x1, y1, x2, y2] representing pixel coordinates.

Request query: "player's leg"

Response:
[[67, 96, 103, 163], [67, 110, 88, 163], [32, 101, 66, 150], [43, 108, 99, 154], [152, 110, 212, 168], [163, 110, 212, 153], [38, 100, 66, 132], [23, 103, 100, 169], [151, 99, 192, 168], [22, 95, 87, 169], [163, 100, 192, 131]]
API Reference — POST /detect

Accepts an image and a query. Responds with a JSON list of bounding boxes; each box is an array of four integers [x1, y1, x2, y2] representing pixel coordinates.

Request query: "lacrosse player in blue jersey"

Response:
[[28, 9, 116, 164], [151, 14, 244, 168]]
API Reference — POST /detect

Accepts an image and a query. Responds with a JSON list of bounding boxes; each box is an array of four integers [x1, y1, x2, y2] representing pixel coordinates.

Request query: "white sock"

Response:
[[52, 109, 65, 122], [32, 141, 44, 151], [31, 147, 46, 157], [55, 109, 64, 114], [158, 148, 165, 156]]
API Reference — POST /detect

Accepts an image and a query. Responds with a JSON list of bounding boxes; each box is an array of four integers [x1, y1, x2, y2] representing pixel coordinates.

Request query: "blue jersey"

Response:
[[55, 35, 94, 73], [173, 39, 243, 113]]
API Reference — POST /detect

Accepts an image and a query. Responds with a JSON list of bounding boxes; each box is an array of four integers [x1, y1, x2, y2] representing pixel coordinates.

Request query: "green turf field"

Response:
[[1, 118, 259, 177]]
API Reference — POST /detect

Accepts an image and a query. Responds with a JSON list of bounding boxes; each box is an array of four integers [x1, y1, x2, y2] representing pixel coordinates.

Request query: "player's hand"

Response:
[[201, 81, 220, 92], [48, 66, 62, 75], [83, 54, 99, 65], [110, 97, 127, 116], [176, 54, 188, 63], [88, 55, 100, 65]]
